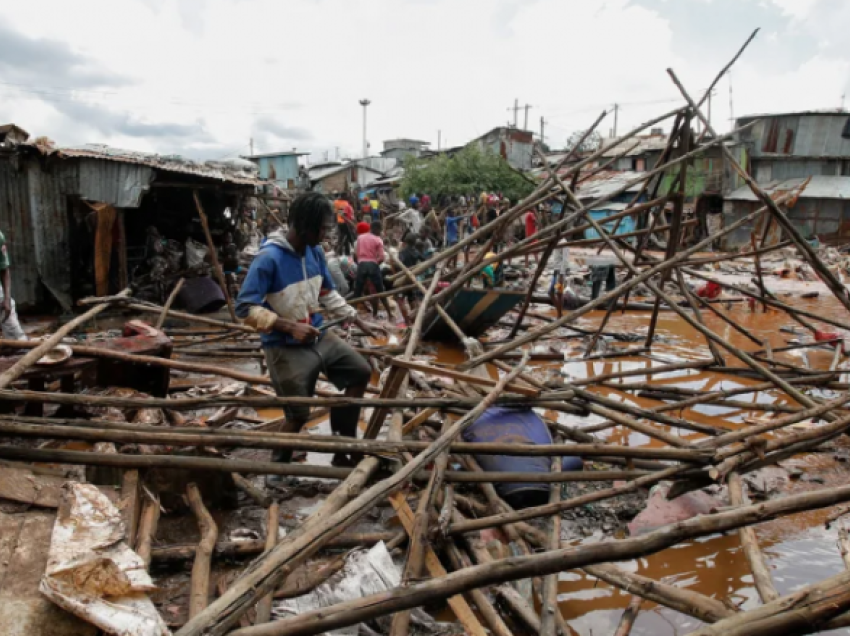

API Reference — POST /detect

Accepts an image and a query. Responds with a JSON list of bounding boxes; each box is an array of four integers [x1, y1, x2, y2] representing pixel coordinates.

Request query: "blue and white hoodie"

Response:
[[236, 230, 355, 347]]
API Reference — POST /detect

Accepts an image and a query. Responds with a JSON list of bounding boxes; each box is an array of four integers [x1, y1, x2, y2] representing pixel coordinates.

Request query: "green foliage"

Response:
[[400, 145, 535, 203]]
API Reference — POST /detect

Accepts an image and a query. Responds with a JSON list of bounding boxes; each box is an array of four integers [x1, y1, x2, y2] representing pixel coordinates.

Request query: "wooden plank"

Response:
[[0, 511, 97, 636], [0, 462, 66, 507], [390, 358, 541, 397], [119, 469, 142, 546], [388, 493, 488, 636], [364, 366, 408, 439]]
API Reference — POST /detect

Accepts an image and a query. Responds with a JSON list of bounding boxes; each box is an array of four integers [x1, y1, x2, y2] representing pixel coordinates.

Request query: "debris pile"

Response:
[[3, 29, 850, 636]]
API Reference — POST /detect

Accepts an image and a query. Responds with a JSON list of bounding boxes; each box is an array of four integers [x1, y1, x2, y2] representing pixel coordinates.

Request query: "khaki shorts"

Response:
[[264, 332, 372, 428]]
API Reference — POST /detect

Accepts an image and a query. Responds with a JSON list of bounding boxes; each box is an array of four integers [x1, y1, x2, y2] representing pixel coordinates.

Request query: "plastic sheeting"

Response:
[[40, 483, 170, 636], [272, 542, 438, 636]]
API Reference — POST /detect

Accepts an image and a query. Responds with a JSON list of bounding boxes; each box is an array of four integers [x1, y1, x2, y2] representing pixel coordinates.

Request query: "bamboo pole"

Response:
[[539, 456, 561, 636], [156, 277, 185, 329], [187, 483, 218, 619], [135, 492, 160, 569], [193, 191, 237, 322], [151, 532, 401, 563], [727, 471, 779, 603], [0, 417, 710, 461], [254, 502, 280, 625], [613, 596, 644, 636], [583, 563, 734, 623]]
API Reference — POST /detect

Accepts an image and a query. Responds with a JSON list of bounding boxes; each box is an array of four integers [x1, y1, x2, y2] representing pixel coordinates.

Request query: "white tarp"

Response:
[[40, 483, 170, 636], [272, 542, 438, 636]]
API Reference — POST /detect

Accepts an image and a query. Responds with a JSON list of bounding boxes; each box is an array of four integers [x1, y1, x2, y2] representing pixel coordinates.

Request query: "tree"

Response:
[[565, 129, 603, 154], [400, 145, 535, 203]]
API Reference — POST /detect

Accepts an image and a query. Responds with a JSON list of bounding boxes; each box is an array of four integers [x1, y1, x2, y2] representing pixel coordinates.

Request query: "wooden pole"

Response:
[[613, 596, 644, 636], [193, 190, 238, 322], [727, 471, 779, 603], [187, 483, 218, 619], [156, 277, 185, 329], [135, 492, 160, 569], [539, 455, 562, 636], [0, 288, 129, 391], [255, 502, 280, 625]]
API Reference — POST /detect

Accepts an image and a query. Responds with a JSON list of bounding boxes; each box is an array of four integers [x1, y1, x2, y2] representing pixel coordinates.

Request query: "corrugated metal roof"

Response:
[[588, 202, 631, 212], [599, 135, 668, 158], [42, 144, 265, 185], [736, 112, 850, 158], [726, 176, 850, 201], [78, 159, 152, 208], [576, 170, 647, 200]]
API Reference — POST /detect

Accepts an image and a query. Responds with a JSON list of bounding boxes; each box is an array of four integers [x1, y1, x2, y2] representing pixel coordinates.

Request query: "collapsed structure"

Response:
[[3, 28, 850, 636]]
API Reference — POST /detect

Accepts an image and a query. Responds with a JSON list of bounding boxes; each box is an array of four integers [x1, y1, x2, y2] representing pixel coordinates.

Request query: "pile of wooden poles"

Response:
[[4, 28, 850, 636]]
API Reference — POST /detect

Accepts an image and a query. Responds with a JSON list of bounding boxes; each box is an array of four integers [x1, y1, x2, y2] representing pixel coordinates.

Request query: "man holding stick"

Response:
[[236, 193, 373, 476]]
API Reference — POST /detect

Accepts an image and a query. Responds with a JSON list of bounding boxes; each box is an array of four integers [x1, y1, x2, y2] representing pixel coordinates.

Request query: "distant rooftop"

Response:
[[727, 176, 850, 201], [244, 150, 311, 159], [737, 109, 850, 120]]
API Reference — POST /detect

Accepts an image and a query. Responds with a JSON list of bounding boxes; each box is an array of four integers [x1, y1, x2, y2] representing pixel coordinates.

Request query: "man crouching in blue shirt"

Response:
[[237, 193, 372, 476]]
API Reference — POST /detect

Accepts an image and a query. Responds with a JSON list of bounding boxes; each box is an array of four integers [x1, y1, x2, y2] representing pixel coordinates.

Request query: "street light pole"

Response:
[[359, 99, 371, 159]]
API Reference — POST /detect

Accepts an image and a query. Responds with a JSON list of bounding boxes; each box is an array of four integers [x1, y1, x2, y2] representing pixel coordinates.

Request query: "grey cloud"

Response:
[[628, 0, 822, 75], [253, 115, 312, 141], [54, 99, 213, 142], [0, 22, 131, 88]]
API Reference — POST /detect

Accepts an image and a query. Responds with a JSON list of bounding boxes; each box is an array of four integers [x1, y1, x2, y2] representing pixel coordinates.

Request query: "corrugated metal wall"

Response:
[[78, 159, 151, 208], [27, 159, 77, 310], [0, 156, 40, 308]]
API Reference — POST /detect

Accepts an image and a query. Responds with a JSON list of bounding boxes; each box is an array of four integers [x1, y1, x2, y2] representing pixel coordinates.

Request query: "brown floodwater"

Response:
[[542, 294, 850, 635]]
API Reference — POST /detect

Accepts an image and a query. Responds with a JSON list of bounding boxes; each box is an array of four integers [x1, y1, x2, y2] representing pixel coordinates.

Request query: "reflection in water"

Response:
[[548, 295, 850, 634]]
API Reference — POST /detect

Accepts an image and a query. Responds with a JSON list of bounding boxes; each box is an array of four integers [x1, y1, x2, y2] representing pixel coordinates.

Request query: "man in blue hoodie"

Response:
[[237, 193, 372, 472]]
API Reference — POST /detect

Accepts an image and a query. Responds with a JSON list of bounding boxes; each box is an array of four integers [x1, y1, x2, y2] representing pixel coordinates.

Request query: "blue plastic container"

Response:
[[462, 407, 582, 508]]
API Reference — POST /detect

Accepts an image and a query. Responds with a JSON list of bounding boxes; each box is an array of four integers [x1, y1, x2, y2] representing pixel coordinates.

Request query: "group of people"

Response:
[[234, 189, 583, 481]]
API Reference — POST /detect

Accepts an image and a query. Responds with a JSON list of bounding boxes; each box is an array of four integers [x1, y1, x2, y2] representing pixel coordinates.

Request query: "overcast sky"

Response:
[[1, 0, 847, 163]]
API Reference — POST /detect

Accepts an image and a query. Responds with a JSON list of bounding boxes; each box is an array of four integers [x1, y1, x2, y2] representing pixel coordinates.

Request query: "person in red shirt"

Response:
[[334, 194, 355, 255], [353, 221, 395, 319], [524, 209, 540, 268]]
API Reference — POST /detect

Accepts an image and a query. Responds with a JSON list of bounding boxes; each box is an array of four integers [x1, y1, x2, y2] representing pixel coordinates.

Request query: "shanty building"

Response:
[[307, 160, 386, 195], [244, 150, 310, 191], [470, 127, 534, 171], [723, 176, 850, 249], [0, 139, 265, 311], [720, 110, 850, 248]]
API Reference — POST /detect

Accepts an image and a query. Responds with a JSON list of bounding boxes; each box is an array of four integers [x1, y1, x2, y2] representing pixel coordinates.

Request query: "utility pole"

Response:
[[728, 71, 735, 128], [359, 99, 371, 159], [437, 130, 441, 151], [249, 137, 254, 156], [540, 116, 546, 147], [613, 103, 619, 138], [523, 104, 531, 131]]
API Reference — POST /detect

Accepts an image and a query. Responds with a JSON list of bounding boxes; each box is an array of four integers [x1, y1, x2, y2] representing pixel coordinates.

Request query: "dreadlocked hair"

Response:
[[289, 192, 333, 237]]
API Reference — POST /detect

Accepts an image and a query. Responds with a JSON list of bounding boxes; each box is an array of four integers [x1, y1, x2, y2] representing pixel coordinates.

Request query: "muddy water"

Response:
[[544, 295, 850, 635]]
